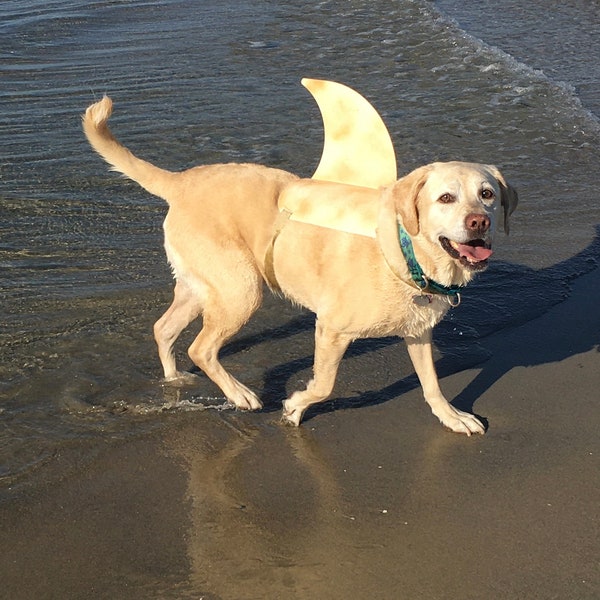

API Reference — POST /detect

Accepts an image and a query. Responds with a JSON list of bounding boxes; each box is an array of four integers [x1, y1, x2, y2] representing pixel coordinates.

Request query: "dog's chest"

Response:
[[390, 292, 451, 338], [338, 285, 452, 339]]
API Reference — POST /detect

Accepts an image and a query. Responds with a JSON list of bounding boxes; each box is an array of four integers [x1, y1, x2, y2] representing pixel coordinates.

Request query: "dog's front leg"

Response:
[[281, 321, 353, 426], [405, 332, 485, 435]]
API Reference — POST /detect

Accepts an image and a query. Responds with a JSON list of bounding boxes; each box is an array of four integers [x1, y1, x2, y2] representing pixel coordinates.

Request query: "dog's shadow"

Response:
[[219, 225, 600, 423]]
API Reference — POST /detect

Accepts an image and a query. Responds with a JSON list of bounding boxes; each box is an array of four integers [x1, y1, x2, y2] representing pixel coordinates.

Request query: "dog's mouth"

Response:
[[439, 236, 493, 271]]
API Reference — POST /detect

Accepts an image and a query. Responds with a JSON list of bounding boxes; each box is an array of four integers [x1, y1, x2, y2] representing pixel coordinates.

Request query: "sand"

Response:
[[1, 267, 598, 600]]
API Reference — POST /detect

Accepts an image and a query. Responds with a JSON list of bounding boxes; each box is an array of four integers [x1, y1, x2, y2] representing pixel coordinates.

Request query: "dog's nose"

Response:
[[465, 213, 490, 234]]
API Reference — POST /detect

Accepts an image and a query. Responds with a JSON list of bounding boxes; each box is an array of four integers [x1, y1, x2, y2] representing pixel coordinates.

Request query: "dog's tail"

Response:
[[82, 96, 178, 202]]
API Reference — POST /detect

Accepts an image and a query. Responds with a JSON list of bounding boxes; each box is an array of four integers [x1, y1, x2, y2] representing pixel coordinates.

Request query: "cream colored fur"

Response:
[[83, 96, 517, 434]]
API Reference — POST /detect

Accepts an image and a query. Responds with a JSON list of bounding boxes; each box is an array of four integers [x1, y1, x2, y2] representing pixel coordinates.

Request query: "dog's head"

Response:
[[388, 161, 518, 273]]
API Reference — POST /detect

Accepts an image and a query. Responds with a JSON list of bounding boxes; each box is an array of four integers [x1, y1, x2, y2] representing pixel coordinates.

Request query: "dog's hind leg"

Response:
[[281, 321, 353, 426], [154, 279, 203, 381], [186, 265, 264, 411]]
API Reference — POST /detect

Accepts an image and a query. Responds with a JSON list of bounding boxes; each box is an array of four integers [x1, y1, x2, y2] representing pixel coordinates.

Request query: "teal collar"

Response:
[[397, 224, 463, 301]]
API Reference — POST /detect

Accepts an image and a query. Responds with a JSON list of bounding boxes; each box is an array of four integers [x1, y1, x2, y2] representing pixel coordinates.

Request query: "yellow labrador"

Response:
[[83, 97, 517, 435]]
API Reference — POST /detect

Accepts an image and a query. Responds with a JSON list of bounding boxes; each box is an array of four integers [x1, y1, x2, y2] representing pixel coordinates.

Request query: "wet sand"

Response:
[[1, 268, 598, 600]]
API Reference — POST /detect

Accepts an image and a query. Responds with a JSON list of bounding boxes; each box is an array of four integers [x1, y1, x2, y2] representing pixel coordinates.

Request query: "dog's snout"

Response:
[[465, 213, 490, 234]]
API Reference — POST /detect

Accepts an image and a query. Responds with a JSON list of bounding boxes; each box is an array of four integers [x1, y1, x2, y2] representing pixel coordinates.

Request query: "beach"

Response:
[[2, 0, 600, 597], [2, 267, 597, 599]]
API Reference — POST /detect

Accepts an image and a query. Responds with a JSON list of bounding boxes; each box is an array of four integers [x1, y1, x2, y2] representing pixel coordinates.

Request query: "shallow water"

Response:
[[1, 0, 599, 487]]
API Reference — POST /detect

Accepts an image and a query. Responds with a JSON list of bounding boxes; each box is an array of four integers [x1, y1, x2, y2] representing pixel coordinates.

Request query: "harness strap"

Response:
[[263, 209, 292, 292], [263, 210, 463, 306]]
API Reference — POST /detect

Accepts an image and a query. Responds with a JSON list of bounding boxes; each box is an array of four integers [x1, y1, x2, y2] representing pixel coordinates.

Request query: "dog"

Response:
[[83, 96, 517, 435]]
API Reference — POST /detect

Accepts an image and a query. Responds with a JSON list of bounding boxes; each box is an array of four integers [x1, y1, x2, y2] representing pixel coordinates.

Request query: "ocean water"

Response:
[[1, 0, 599, 487]]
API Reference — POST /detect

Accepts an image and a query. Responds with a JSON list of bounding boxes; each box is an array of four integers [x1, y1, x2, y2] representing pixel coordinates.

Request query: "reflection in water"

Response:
[[167, 418, 361, 599]]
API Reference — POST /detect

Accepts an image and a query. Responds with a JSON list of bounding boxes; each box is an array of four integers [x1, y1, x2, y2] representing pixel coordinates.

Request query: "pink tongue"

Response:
[[457, 243, 493, 262]]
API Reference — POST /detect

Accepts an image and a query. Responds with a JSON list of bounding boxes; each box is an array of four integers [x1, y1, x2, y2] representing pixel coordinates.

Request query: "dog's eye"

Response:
[[438, 193, 456, 204], [481, 189, 495, 200]]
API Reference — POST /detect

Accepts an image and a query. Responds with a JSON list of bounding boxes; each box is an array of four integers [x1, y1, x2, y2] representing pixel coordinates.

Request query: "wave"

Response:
[[428, 0, 600, 132]]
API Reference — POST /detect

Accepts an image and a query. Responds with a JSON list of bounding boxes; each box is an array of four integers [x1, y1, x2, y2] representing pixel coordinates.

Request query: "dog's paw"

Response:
[[281, 402, 303, 427], [434, 405, 485, 436], [228, 383, 263, 411], [163, 371, 200, 386]]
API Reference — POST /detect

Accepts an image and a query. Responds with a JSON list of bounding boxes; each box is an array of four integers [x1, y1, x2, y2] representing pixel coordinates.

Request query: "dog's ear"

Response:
[[387, 165, 431, 236], [500, 181, 519, 235], [489, 166, 519, 234]]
